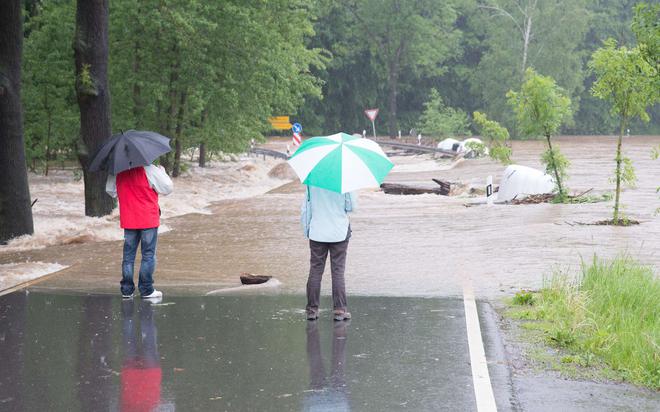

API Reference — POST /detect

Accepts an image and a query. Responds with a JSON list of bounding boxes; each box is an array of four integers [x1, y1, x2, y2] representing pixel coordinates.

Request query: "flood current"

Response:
[[2, 135, 659, 298]]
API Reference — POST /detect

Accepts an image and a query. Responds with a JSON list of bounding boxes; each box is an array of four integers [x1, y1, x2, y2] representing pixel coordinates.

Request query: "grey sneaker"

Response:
[[142, 290, 163, 299], [333, 310, 351, 321]]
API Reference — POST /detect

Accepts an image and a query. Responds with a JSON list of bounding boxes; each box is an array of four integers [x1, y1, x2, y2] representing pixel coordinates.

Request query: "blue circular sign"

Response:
[[292, 123, 302, 133]]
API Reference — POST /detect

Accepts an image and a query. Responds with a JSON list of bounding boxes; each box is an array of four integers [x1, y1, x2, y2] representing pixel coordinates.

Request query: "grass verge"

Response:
[[506, 255, 659, 389]]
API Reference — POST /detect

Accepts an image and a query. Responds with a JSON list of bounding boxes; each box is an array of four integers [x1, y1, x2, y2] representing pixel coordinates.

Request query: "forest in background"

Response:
[[19, 0, 660, 172]]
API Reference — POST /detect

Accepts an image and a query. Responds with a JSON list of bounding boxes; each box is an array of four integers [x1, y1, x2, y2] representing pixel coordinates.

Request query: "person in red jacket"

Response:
[[106, 164, 173, 299]]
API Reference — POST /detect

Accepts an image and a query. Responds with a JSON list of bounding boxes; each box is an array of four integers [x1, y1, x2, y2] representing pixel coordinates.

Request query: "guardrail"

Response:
[[248, 147, 289, 160], [374, 140, 457, 156]]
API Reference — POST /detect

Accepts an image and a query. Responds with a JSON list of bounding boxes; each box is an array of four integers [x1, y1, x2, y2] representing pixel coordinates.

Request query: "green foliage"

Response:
[[512, 290, 535, 306], [508, 68, 572, 198], [507, 68, 572, 139], [632, 3, 660, 76], [418, 89, 469, 140], [589, 39, 658, 123], [22, 0, 78, 172], [472, 111, 511, 164], [508, 256, 660, 389], [589, 38, 657, 221], [105, 0, 325, 174], [471, 0, 589, 134]]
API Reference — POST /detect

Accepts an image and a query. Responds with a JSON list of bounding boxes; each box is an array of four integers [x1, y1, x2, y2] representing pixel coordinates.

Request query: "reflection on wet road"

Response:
[[0, 292, 478, 411]]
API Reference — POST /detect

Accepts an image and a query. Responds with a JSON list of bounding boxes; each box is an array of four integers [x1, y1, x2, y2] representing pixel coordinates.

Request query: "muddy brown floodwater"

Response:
[[2, 135, 659, 298]]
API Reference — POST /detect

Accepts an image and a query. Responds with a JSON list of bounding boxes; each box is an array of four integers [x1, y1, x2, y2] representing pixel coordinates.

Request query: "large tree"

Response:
[[471, 0, 589, 132], [340, 0, 460, 137], [74, 0, 113, 217], [0, 0, 34, 244], [23, 0, 78, 174]]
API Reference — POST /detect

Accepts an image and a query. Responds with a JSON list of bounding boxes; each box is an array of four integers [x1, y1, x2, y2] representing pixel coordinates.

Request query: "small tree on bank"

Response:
[[507, 68, 572, 200], [418, 89, 470, 140], [589, 39, 657, 224], [472, 111, 512, 165]]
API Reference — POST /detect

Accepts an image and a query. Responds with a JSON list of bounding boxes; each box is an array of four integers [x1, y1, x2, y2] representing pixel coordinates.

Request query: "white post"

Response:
[[371, 120, 376, 138], [486, 175, 493, 206], [417, 133, 422, 146], [398, 130, 401, 139], [362, 129, 366, 138]]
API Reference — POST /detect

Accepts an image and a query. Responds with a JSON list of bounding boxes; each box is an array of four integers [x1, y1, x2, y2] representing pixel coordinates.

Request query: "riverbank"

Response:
[[503, 255, 659, 390]]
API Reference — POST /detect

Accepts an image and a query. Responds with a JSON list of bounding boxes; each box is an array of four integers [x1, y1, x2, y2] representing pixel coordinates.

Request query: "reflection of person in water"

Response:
[[120, 299, 162, 412], [303, 321, 350, 412]]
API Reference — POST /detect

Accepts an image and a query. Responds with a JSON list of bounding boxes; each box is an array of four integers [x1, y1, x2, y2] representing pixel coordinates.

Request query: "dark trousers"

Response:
[[306, 238, 349, 313]]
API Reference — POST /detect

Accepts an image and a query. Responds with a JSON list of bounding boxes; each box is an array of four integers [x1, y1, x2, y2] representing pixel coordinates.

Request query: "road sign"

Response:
[[292, 123, 302, 134], [364, 108, 379, 138], [269, 116, 292, 130], [364, 108, 379, 121]]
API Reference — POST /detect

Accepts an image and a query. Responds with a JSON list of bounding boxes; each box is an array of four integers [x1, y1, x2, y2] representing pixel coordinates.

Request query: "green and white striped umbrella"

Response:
[[287, 132, 394, 193]]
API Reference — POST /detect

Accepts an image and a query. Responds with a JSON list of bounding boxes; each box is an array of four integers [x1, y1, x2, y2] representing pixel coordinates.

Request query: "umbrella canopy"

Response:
[[89, 130, 171, 175], [287, 132, 393, 193]]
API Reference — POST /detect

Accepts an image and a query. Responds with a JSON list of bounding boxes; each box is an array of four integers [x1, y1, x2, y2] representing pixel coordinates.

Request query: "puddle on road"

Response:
[[0, 292, 474, 412]]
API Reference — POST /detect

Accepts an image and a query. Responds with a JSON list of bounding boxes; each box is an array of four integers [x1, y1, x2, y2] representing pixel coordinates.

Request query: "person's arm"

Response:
[[105, 174, 117, 198], [144, 165, 173, 195]]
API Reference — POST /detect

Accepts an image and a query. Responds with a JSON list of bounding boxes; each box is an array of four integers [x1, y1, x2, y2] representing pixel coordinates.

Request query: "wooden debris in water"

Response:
[[381, 178, 451, 196]]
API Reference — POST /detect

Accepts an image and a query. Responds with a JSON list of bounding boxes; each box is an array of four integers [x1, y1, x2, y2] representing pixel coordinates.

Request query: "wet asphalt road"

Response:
[[0, 292, 491, 412]]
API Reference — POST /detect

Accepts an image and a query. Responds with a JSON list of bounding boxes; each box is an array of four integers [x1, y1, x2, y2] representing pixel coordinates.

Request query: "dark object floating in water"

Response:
[[381, 179, 450, 196], [240, 273, 272, 285]]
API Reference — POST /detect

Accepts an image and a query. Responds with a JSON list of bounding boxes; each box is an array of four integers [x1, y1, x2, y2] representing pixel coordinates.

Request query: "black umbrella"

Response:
[[89, 130, 171, 175]]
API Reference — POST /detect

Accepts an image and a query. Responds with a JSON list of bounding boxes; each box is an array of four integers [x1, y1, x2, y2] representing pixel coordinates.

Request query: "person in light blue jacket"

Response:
[[302, 185, 357, 321]]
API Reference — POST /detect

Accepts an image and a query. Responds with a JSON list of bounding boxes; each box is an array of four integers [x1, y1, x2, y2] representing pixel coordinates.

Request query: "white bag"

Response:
[[300, 187, 312, 238]]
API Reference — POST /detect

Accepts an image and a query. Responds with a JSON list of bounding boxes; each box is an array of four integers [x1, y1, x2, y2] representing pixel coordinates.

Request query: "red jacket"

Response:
[[116, 167, 160, 229]]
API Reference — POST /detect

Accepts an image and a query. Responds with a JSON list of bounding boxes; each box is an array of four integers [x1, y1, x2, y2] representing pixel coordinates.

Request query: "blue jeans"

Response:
[[121, 228, 158, 296]]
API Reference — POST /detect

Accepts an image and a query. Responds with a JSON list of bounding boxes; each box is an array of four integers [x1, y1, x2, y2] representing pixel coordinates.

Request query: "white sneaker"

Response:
[[122, 293, 133, 299], [142, 290, 163, 299]]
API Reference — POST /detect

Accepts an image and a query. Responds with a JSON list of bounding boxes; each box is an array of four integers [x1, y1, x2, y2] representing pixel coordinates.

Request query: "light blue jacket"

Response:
[[302, 186, 357, 243]]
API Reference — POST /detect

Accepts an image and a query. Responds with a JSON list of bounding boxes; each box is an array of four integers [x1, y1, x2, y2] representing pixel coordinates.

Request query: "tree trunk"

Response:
[[74, 0, 113, 217], [131, 4, 143, 128], [387, 62, 399, 139], [198, 108, 208, 167], [545, 134, 565, 199], [387, 43, 405, 138], [199, 142, 206, 167], [45, 107, 52, 176], [613, 117, 626, 223], [161, 48, 180, 174], [0, 0, 34, 244], [132, 39, 142, 127], [521, 15, 532, 77], [172, 91, 186, 177]]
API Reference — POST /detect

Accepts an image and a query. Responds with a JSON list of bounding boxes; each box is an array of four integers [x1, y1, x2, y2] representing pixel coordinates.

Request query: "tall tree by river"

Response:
[[74, 0, 113, 217], [339, 0, 460, 138], [0, 0, 34, 244]]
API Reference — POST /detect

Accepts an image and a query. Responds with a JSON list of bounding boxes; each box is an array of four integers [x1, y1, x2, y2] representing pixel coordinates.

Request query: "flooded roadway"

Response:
[[2, 135, 659, 298], [1, 292, 489, 411]]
